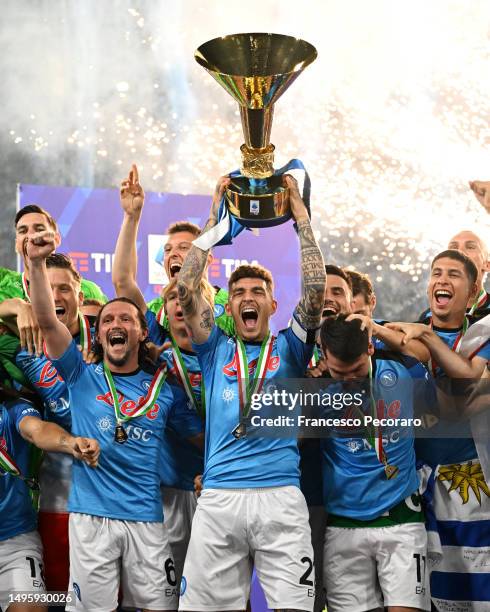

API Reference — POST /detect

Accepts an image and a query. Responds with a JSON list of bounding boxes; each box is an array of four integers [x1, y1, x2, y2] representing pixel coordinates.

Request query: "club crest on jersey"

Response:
[[379, 369, 398, 388], [223, 352, 280, 377], [36, 361, 64, 388]]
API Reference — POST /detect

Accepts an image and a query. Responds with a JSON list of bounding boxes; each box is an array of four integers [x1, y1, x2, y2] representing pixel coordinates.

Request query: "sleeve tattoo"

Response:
[[294, 219, 326, 330]]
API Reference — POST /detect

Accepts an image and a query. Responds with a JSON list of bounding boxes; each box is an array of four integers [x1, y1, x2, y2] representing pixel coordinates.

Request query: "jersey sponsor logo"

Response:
[[97, 416, 153, 441], [97, 416, 113, 432], [36, 361, 64, 388], [222, 352, 280, 377], [96, 391, 161, 420], [20, 407, 39, 417], [379, 369, 398, 388], [213, 303, 225, 318], [346, 440, 362, 453], [378, 399, 401, 418]]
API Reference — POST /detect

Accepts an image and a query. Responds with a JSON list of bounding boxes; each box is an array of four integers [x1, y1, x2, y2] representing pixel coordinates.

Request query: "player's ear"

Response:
[[367, 342, 375, 356], [225, 301, 231, 316], [370, 294, 377, 314], [270, 299, 278, 314], [54, 231, 62, 247], [78, 291, 84, 308]]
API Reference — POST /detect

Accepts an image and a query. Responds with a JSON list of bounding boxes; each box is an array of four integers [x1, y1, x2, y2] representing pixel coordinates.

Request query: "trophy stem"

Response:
[[239, 106, 274, 149]]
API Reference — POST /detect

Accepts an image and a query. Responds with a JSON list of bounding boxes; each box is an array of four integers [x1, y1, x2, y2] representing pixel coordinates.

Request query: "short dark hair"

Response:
[[228, 264, 274, 295], [93, 297, 151, 366], [320, 314, 369, 362], [432, 250, 478, 285], [15, 204, 58, 232], [46, 253, 81, 285], [345, 269, 374, 302], [325, 264, 352, 290], [166, 221, 201, 238]]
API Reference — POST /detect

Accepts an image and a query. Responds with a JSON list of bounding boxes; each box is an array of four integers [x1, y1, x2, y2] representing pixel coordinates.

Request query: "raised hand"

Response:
[[283, 174, 309, 222], [120, 163, 145, 217], [210, 175, 231, 222], [469, 180, 490, 213], [25, 230, 57, 263]]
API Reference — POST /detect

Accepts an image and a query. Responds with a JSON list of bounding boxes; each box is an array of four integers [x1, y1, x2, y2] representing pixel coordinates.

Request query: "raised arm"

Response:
[[285, 175, 326, 333], [25, 230, 72, 359], [469, 180, 490, 214], [112, 164, 147, 313], [19, 415, 99, 466], [177, 177, 229, 344]]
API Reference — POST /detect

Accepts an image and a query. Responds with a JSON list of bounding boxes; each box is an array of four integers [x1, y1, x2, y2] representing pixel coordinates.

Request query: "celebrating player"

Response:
[[0, 385, 98, 612], [176, 174, 326, 612], [25, 230, 203, 612], [319, 315, 431, 611]]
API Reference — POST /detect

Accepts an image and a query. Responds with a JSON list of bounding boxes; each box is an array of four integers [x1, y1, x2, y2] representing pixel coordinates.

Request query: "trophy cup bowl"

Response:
[[195, 33, 317, 226]]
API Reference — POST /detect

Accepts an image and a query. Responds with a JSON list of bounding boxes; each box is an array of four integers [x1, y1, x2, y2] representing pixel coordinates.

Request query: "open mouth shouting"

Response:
[[107, 329, 128, 349], [434, 289, 453, 308], [55, 306, 66, 318], [241, 306, 259, 331], [169, 262, 182, 278], [322, 303, 338, 318]]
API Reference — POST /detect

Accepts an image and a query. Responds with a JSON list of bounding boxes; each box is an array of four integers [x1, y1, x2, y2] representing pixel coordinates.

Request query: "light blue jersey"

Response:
[[15, 327, 94, 430], [415, 324, 490, 466], [321, 350, 431, 520], [0, 400, 41, 541], [160, 346, 204, 491], [194, 321, 314, 489], [51, 340, 203, 522]]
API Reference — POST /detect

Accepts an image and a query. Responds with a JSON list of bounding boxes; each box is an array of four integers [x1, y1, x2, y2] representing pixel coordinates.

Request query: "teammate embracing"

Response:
[[177, 175, 326, 612]]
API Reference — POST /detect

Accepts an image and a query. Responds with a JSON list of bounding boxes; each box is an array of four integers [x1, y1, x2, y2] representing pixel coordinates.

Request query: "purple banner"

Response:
[[18, 184, 300, 334]]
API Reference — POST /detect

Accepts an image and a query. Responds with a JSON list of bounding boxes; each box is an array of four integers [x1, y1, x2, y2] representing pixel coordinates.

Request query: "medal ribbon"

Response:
[[103, 362, 167, 426], [469, 288, 487, 316], [428, 316, 469, 377], [235, 332, 274, 422], [22, 272, 30, 302], [156, 306, 166, 327], [308, 345, 320, 369], [0, 444, 38, 490], [171, 338, 205, 418], [365, 356, 386, 464], [78, 313, 91, 352]]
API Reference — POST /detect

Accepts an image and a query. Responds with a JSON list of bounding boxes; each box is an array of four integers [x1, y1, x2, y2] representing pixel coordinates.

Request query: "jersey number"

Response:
[[165, 558, 177, 586], [413, 553, 426, 583], [299, 556, 314, 586], [26, 556, 45, 582]]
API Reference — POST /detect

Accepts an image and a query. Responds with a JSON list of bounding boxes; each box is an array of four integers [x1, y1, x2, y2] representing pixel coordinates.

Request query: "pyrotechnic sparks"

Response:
[[2, 0, 490, 318]]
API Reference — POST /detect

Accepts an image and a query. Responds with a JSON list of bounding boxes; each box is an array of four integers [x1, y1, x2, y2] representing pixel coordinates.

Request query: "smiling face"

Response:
[[428, 257, 477, 325], [448, 231, 489, 288], [15, 212, 61, 268], [97, 301, 147, 370], [47, 267, 82, 335], [226, 277, 277, 342], [322, 274, 353, 319]]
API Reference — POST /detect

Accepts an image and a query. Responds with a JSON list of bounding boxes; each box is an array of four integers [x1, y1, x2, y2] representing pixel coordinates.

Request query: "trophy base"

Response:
[[225, 175, 290, 228]]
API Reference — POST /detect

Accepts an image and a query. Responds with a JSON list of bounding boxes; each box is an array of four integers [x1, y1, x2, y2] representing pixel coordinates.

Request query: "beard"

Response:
[[105, 347, 131, 367]]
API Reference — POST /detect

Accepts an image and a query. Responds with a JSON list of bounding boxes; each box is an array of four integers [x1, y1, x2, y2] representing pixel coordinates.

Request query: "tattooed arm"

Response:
[[177, 176, 230, 344], [285, 175, 326, 333]]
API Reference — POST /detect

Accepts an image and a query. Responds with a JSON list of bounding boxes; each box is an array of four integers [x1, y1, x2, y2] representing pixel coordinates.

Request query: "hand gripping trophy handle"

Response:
[[195, 33, 317, 227]]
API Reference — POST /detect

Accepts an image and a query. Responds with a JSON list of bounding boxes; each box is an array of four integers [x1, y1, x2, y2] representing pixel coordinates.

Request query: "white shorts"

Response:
[[179, 486, 314, 611], [162, 487, 197, 587], [0, 530, 46, 611], [67, 513, 178, 612], [324, 522, 431, 612]]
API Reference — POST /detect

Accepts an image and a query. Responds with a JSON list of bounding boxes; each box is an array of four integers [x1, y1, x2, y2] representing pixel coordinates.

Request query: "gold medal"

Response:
[[231, 423, 247, 439], [384, 463, 399, 480], [114, 424, 128, 444]]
